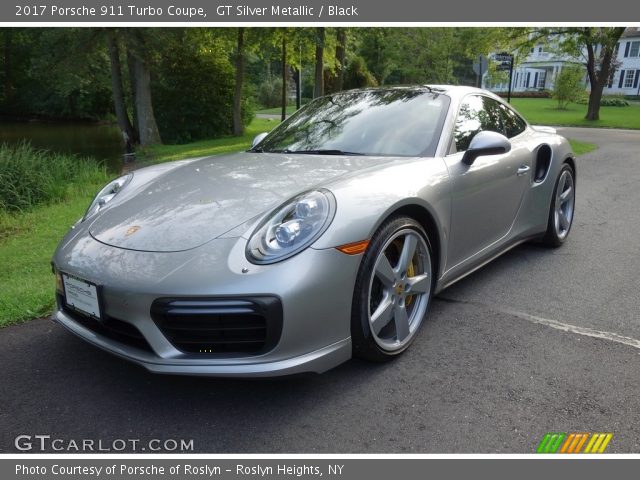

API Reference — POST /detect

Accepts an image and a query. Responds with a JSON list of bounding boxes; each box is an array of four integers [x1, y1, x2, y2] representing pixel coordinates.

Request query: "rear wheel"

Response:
[[351, 216, 434, 362], [542, 164, 575, 247]]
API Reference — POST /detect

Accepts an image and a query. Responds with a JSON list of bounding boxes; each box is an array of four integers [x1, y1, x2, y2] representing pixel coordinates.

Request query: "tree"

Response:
[[343, 56, 378, 89], [151, 29, 250, 144], [359, 28, 392, 85], [553, 66, 585, 109], [281, 35, 287, 121], [126, 30, 162, 145], [2, 29, 113, 120], [232, 27, 245, 136], [314, 27, 325, 98], [106, 29, 135, 151], [334, 28, 347, 92], [581, 28, 625, 120], [519, 27, 626, 121], [2, 29, 14, 107]]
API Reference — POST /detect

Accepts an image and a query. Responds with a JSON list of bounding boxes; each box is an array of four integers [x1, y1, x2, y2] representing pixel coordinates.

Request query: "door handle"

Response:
[[517, 165, 531, 176]]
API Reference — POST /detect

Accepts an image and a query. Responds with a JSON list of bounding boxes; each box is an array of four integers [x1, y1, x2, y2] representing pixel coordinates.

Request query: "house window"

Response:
[[537, 71, 546, 88], [624, 70, 636, 88], [630, 41, 640, 57]]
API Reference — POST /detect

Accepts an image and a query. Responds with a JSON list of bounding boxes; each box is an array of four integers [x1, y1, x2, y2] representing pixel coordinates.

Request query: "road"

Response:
[[1, 128, 639, 453]]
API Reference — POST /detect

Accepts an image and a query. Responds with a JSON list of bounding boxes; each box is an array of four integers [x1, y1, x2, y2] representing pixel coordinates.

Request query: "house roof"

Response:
[[621, 27, 640, 39]]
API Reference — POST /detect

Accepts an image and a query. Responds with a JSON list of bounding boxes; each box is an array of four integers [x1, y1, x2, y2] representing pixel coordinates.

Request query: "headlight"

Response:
[[246, 189, 336, 264], [83, 173, 133, 221]]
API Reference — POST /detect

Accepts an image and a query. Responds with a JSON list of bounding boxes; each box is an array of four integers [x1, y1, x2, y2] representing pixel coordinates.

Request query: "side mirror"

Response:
[[462, 131, 511, 165], [251, 132, 269, 149]]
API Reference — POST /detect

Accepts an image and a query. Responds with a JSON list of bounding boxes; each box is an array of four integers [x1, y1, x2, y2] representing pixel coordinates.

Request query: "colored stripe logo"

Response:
[[537, 433, 612, 453]]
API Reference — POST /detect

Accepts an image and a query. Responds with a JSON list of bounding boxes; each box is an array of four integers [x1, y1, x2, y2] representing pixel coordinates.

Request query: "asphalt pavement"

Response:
[[1, 127, 639, 453]]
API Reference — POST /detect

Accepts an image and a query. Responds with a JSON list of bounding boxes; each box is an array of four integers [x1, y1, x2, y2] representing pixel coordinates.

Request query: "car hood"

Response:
[[89, 152, 394, 252]]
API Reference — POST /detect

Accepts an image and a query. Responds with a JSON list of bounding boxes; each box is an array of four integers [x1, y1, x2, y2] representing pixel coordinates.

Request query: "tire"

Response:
[[351, 216, 434, 362], [542, 163, 575, 248]]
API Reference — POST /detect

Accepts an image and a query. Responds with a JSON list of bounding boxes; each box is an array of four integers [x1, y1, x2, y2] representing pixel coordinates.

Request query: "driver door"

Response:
[[444, 94, 532, 270]]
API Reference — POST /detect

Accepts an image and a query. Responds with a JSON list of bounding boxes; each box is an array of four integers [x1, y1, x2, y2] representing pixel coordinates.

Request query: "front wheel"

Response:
[[351, 216, 434, 362], [542, 164, 575, 247]]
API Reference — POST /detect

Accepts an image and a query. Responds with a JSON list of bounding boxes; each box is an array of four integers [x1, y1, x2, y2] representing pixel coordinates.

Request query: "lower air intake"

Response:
[[150, 297, 282, 356]]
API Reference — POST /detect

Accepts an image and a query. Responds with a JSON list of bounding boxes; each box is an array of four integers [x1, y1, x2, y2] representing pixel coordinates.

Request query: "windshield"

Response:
[[255, 89, 451, 157]]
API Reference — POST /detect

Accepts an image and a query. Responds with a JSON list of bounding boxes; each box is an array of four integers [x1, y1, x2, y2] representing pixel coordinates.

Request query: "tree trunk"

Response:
[[106, 30, 135, 152], [233, 27, 245, 136], [128, 32, 161, 146], [335, 28, 347, 92], [125, 49, 140, 144], [294, 68, 301, 110], [586, 82, 605, 121], [584, 42, 602, 121], [314, 27, 325, 98], [583, 27, 625, 121], [281, 36, 287, 122]]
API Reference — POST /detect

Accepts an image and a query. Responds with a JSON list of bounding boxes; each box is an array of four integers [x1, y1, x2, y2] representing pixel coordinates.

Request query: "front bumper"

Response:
[[53, 308, 351, 376], [52, 230, 361, 376]]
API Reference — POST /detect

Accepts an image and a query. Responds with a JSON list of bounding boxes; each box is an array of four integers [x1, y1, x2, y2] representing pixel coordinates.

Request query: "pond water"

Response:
[[0, 121, 126, 172]]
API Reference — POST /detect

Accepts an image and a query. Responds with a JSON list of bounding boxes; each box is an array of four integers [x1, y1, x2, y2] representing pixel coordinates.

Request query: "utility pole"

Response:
[[507, 55, 514, 103]]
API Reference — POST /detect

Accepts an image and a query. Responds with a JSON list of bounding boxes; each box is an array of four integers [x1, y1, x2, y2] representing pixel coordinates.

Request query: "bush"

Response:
[[256, 76, 284, 109], [152, 36, 253, 144], [496, 91, 551, 99], [0, 142, 108, 213], [343, 56, 379, 90], [553, 67, 586, 109], [577, 95, 629, 107]]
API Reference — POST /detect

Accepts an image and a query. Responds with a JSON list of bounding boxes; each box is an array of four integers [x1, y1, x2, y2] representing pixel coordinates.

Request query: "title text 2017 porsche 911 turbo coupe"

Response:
[[52, 86, 575, 376]]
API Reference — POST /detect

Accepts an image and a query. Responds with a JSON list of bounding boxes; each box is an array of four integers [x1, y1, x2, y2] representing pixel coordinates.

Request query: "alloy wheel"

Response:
[[554, 169, 575, 240], [367, 229, 432, 351]]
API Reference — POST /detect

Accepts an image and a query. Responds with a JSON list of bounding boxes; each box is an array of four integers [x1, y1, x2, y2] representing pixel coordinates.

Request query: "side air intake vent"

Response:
[[534, 144, 552, 183]]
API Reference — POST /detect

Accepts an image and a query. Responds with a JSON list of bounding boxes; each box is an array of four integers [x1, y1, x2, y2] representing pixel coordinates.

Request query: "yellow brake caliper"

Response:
[[393, 238, 417, 307], [406, 261, 415, 306]]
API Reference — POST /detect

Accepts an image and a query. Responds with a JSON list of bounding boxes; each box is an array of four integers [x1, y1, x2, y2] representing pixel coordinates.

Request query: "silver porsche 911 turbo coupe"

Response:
[[52, 85, 576, 376]]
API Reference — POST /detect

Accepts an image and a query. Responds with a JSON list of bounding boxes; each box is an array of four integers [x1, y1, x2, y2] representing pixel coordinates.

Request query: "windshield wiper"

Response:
[[284, 149, 365, 156]]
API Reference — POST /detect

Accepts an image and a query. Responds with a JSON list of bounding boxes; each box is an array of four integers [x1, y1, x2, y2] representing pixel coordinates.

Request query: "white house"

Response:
[[484, 27, 640, 96], [610, 28, 640, 95]]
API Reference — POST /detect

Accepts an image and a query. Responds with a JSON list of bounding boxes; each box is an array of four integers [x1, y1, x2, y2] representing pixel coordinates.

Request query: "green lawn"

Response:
[[511, 98, 640, 130], [0, 184, 105, 326], [0, 117, 600, 328], [138, 118, 278, 164], [256, 105, 303, 116], [569, 139, 597, 156]]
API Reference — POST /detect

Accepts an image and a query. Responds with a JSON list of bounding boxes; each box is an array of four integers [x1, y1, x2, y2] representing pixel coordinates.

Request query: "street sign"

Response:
[[494, 52, 513, 62], [472, 55, 489, 76]]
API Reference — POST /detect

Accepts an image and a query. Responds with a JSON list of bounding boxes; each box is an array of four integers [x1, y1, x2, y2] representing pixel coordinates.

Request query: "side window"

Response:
[[452, 95, 504, 153], [500, 104, 527, 138], [481, 97, 505, 135]]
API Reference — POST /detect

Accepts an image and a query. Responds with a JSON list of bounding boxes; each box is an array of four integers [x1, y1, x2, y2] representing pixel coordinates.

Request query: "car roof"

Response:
[[425, 85, 498, 99], [330, 84, 501, 102]]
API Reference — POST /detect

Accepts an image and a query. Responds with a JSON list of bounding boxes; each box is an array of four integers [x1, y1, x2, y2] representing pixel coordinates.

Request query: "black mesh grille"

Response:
[[59, 295, 153, 353], [151, 297, 282, 356]]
